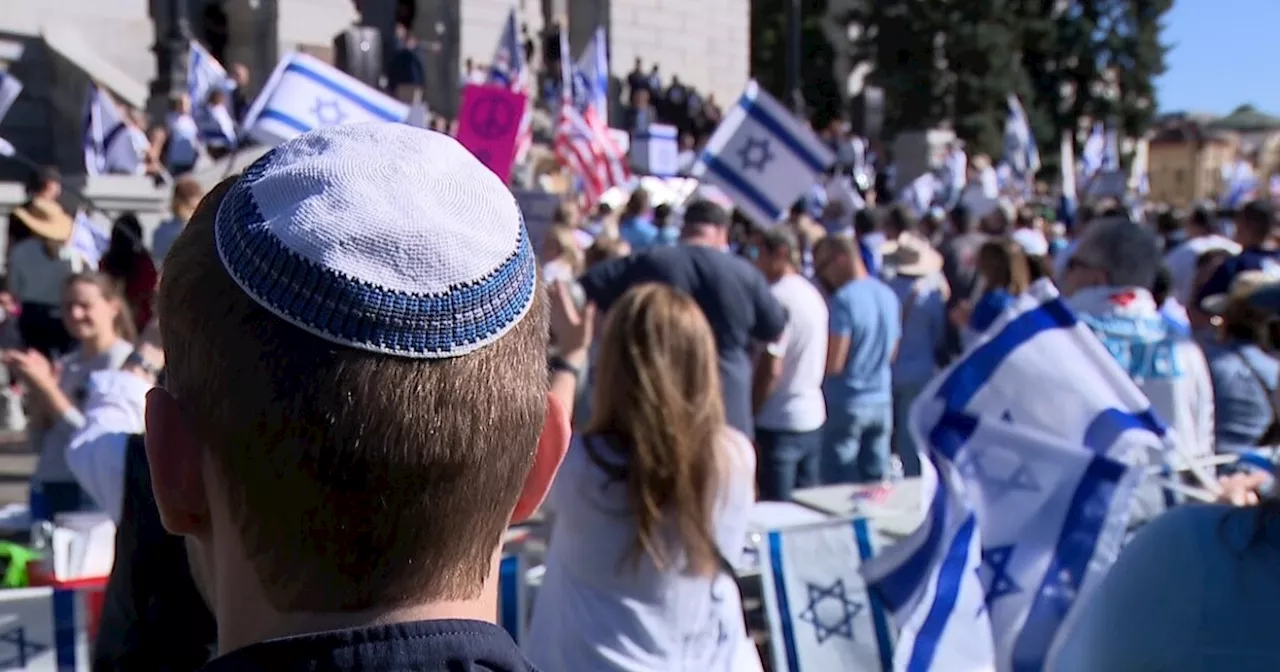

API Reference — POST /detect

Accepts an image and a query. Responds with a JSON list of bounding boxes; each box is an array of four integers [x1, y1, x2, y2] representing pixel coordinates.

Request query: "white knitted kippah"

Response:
[[214, 122, 537, 358]]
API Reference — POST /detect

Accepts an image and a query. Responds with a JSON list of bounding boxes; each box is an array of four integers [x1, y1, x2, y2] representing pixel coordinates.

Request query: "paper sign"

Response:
[[456, 84, 527, 182], [631, 123, 679, 177]]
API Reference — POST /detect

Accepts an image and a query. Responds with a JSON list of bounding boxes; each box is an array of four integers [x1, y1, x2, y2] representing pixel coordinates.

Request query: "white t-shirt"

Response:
[[756, 273, 829, 433], [526, 430, 761, 672], [1163, 234, 1241, 306]]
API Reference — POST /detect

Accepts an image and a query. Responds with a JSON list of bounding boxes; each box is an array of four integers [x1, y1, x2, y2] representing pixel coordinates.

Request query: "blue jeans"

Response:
[[892, 382, 928, 477], [822, 404, 893, 484], [755, 426, 824, 502]]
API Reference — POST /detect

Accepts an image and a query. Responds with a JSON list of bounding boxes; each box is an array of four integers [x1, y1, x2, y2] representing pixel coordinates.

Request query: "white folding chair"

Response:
[[759, 517, 894, 672]]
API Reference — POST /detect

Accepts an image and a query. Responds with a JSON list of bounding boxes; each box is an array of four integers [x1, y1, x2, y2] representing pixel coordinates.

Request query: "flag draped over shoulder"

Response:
[[241, 53, 408, 147], [862, 279, 1153, 671], [691, 81, 833, 228]]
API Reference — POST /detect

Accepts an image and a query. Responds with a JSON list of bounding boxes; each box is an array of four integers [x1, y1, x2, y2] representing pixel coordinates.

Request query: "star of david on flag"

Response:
[[691, 80, 833, 228], [860, 278, 1153, 672], [242, 52, 409, 147], [760, 518, 893, 672]]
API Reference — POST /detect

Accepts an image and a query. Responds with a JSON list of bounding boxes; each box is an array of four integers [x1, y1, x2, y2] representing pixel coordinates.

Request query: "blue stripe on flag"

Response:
[[853, 519, 893, 672], [259, 109, 313, 134], [935, 299, 1077, 408], [282, 62, 402, 122], [702, 154, 783, 222], [869, 482, 948, 612], [738, 99, 827, 173], [907, 514, 978, 672], [768, 531, 802, 672], [1010, 455, 1128, 671], [1082, 407, 1164, 451], [499, 554, 520, 643]]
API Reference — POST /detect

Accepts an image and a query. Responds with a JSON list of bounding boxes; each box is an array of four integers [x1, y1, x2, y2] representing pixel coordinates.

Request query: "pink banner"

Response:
[[455, 84, 527, 183]]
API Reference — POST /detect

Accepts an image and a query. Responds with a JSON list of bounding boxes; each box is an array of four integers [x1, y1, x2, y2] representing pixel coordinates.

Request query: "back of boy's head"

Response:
[[156, 123, 549, 612]]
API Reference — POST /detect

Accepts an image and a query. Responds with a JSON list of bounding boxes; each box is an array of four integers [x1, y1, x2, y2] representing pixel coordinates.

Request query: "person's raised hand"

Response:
[[548, 281, 594, 365]]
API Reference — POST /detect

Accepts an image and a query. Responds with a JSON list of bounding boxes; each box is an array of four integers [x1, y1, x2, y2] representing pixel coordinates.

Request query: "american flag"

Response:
[[487, 9, 532, 163], [553, 29, 628, 207]]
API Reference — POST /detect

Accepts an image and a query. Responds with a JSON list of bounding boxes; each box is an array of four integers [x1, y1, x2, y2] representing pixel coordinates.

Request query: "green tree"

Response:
[[944, 0, 1030, 158], [749, 0, 841, 122], [853, 0, 950, 138]]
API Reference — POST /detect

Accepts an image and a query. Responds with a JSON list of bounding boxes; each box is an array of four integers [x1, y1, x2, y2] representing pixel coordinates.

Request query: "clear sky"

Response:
[[1155, 0, 1280, 115]]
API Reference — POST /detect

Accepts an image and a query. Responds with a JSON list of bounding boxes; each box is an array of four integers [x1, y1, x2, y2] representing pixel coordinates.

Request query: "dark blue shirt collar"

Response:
[[198, 619, 538, 672]]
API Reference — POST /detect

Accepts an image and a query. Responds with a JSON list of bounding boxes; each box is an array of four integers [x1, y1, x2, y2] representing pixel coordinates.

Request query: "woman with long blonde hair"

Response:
[[528, 283, 760, 671]]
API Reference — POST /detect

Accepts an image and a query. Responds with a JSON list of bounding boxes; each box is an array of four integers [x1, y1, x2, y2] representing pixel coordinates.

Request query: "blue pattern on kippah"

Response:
[[214, 149, 538, 358]]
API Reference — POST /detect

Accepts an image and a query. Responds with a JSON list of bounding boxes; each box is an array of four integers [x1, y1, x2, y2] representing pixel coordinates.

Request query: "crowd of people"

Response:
[[3, 22, 1279, 669]]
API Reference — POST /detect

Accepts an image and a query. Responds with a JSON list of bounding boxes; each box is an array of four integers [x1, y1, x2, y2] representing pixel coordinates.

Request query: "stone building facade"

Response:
[[0, 0, 750, 179]]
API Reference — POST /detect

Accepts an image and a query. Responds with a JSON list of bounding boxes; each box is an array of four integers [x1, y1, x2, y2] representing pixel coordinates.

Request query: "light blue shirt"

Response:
[[825, 277, 901, 409], [1057, 505, 1280, 671], [151, 217, 184, 264], [887, 274, 946, 387], [619, 216, 659, 250], [1204, 341, 1279, 452]]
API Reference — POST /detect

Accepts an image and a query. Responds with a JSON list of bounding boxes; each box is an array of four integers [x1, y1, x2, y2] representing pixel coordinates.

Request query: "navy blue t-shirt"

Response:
[[579, 245, 788, 438], [1195, 247, 1280, 306]]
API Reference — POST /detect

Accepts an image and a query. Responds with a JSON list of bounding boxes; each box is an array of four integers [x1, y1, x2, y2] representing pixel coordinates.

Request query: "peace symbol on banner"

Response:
[[466, 90, 521, 140]]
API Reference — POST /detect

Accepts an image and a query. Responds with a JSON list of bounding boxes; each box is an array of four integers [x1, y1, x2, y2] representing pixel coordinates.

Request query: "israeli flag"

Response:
[[880, 407, 1140, 672], [0, 70, 22, 123], [861, 451, 996, 671], [1221, 159, 1258, 208], [573, 27, 610, 126], [83, 84, 143, 176], [1078, 123, 1105, 182], [188, 41, 228, 106], [1003, 95, 1039, 180], [1102, 127, 1120, 172], [242, 52, 409, 147], [761, 518, 894, 672], [692, 81, 833, 227]]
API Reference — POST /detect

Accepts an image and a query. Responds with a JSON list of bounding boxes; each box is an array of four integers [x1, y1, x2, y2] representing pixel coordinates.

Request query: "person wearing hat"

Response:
[[1198, 270, 1280, 456], [881, 214, 948, 478], [141, 124, 569, 670], [8, 198, 91, 359]]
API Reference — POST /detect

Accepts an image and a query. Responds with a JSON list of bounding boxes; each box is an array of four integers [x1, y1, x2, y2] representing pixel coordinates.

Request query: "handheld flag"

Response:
[[241, 52, 409, 147], [692, 81, 833, 228], [188, 41, 228, 106]]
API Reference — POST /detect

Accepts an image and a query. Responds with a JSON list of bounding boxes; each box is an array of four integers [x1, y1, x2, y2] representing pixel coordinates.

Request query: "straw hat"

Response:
[[883, 233, 942, 277], [1202, 269, 1280, 316], [14, 198, 73, 243]]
